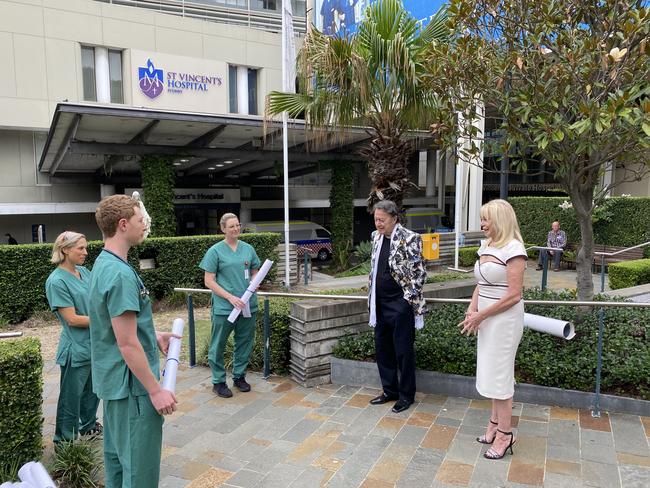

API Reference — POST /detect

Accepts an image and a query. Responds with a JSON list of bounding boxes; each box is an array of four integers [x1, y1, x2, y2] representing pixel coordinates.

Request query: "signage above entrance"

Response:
[[126, 188, 240, 205], [131, 50, 227, 114]]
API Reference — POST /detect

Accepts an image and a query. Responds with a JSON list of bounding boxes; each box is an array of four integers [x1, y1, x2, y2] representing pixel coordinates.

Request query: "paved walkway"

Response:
[[41, 362, 650, 487]]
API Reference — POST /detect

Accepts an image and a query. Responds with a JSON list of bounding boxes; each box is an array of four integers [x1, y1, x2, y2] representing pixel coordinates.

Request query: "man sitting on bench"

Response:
[[536, 221, 567, 272]]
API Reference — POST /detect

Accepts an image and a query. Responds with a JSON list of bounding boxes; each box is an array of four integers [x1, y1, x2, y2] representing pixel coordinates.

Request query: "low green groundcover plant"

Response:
[[333, 289, 649, 400], [49, 438, 103, 488]]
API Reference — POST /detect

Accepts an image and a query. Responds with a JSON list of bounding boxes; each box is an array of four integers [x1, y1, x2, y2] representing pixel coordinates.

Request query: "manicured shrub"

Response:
[[458, 246, 479, 267], [333, 289, 650, 399], [0, 338, 43, 472], [609, 259, 650, 290], [0, 233, 281, 324]]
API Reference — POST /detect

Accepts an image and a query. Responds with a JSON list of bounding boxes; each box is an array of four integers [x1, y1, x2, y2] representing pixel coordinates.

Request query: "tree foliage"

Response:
[[427, 0, 650, 300], [329, 161, 355, 269], [267, 0, 449, 210]]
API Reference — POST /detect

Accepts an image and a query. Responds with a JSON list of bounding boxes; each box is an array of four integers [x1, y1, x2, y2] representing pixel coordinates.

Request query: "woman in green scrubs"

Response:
[[45, 231, 101, 443], [200, 213, 260, 398]]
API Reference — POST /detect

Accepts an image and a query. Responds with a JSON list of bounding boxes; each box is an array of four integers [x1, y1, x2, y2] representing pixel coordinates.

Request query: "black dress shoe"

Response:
[[391, 400, 412, 413], [213, 382, 233, 398], [233, 376, 251, 392], [369, 393, 398, 405]]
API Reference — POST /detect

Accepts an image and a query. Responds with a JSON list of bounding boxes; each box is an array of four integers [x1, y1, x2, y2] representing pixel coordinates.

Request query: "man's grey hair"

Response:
[[373, 200, 399, 217]]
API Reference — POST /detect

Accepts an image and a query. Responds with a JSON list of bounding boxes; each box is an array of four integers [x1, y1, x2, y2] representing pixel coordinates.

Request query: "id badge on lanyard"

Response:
[[244, 260, 250, 280]]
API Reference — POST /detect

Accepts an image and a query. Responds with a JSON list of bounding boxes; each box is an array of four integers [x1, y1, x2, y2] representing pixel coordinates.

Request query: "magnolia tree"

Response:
[[427, 0, 650, 300]]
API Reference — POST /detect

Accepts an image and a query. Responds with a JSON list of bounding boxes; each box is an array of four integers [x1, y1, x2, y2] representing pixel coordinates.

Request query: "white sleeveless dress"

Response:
[[473, 239, 527, 399]]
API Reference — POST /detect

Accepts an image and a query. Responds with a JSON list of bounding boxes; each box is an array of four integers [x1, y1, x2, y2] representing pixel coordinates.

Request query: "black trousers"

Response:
[[374, 296, 416, 403]]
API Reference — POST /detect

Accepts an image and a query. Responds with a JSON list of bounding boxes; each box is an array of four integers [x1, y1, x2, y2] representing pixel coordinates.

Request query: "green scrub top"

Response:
[[89, 249, 159, 400], [45, 266, 91, 367], [199, 240, 261, 315]]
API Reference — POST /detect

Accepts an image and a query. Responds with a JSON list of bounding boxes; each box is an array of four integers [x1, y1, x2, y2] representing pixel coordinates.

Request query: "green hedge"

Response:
[[0, 233, 281, 324], [198, 297, 292, 375], [457, 244, 538, 267], [333, 289, 650, 399], [609, 259, 650, 290], [510, 196, 650, 247], [0, 338, 43, 471]]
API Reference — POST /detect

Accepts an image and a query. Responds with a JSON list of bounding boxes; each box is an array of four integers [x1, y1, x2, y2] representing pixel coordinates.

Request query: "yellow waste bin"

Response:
[[421, 233, 440, 260]]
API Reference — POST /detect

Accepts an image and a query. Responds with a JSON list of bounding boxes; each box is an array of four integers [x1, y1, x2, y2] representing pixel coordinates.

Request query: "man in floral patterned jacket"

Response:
[[367, 200, 427, 413]]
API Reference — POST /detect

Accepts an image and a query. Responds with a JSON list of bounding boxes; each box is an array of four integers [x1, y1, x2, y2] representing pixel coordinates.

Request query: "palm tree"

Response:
[[267, 0, 448, 211]]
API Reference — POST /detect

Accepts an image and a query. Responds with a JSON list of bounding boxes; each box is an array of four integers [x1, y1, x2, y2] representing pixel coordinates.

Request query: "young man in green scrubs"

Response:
[[200, 213, 260, 398], [89, 195, 178, 488]]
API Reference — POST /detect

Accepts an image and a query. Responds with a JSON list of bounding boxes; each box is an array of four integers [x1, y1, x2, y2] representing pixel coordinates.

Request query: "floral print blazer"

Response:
[[368, 224, 428, 316]]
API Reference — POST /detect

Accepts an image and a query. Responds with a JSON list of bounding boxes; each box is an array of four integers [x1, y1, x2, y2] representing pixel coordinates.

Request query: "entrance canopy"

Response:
[[39, 103, 437, 186]]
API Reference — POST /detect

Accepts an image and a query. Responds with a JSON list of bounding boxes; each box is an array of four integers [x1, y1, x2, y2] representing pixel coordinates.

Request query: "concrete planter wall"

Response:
[[331, 357, 650, 416], [288, 280, 477, 387]]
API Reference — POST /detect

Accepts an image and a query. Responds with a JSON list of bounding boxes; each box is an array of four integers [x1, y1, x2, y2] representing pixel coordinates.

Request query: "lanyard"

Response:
[[102, 249, 149, 298]]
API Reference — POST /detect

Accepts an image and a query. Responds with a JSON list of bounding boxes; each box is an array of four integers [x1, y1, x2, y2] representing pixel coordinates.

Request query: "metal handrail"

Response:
[[594, 240, 650, 256], [174, 287, 650, 418], [173, 288, 650, 308]]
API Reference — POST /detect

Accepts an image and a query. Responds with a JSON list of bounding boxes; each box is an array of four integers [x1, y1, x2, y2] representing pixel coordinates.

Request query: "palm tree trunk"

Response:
[[362, 134, 413, 213]]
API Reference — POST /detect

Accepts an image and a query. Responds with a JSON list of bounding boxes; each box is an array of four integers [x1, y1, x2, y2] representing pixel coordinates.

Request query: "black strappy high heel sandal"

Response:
[[476, 418, 498, 444], [484, 429, 516, 459]]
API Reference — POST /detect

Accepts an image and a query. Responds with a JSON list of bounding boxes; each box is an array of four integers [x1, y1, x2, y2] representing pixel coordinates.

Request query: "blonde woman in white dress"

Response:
[[459, 199, 527, 460]]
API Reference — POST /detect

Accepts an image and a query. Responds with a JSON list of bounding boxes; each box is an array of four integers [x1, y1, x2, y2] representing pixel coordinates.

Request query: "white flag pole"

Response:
[[281, 0, 296, 289]]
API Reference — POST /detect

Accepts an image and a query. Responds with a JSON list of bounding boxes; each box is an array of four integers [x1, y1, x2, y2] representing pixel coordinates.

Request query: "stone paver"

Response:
[[41, 362, 650, 487]]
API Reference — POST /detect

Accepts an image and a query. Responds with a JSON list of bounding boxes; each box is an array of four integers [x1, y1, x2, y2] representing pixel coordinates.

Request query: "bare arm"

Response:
[[466, 286, 479, 314], [204, 271, 244, 309], [58, 307, 89, 327], [112, 312, 176, 415]]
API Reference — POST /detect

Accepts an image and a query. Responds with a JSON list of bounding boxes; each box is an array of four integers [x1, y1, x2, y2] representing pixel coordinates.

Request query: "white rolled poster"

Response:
[[227, 259, 274, 323], [524, 313, 575, 340], [161, 318, 185, 393], [18, 461, 55, 488]]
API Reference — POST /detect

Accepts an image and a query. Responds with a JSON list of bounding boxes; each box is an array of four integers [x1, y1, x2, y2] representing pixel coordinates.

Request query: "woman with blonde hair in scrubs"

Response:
[[200, 213, 260, 398], [46, 231, 101, 443]]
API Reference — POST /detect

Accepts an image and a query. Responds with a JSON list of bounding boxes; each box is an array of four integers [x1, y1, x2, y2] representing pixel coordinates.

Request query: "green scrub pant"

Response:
[[209, 313, 257, 384], [54, 360, 100, 442], [103, 393, 163, 488]]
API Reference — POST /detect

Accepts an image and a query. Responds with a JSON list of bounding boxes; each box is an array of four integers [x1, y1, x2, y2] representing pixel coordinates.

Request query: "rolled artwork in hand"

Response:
[[162, 318, 185, 393], [227, 259, 274, 323]]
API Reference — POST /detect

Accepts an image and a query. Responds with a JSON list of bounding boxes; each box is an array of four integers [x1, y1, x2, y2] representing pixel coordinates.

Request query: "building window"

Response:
[[81, 46, 96, 101], [229, 65, 238, 113], [228, 65, 259, 115], [247, 68, 258, 115], [108, 50, 123, 104], [81, 45, 123, 104]]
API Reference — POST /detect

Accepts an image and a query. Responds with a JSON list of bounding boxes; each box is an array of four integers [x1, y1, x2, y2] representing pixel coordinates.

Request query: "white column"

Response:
[[467, 103, 485, 231], [425, 150, 436, 198], [237, 65, 249, 115], [95, 47, 111, 103], [602, 161, 614, 196], [436, 149, 446, 210], [100, 184, 116, 198], [239, 206, 251, 225]]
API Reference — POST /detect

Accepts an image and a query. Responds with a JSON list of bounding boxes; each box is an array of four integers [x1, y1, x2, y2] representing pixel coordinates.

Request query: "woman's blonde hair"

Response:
[[480, 199, 523, 248], [220, 213, 239, 231], [51, 231, 86, 264]]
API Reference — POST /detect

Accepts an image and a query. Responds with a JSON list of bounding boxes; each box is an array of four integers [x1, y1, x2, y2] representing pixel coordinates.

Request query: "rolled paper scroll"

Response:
[[161, 318, 185, 393], [18, 461, 55, 488], [524, 313, 575, 340], [227, 259, 274, 323]]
